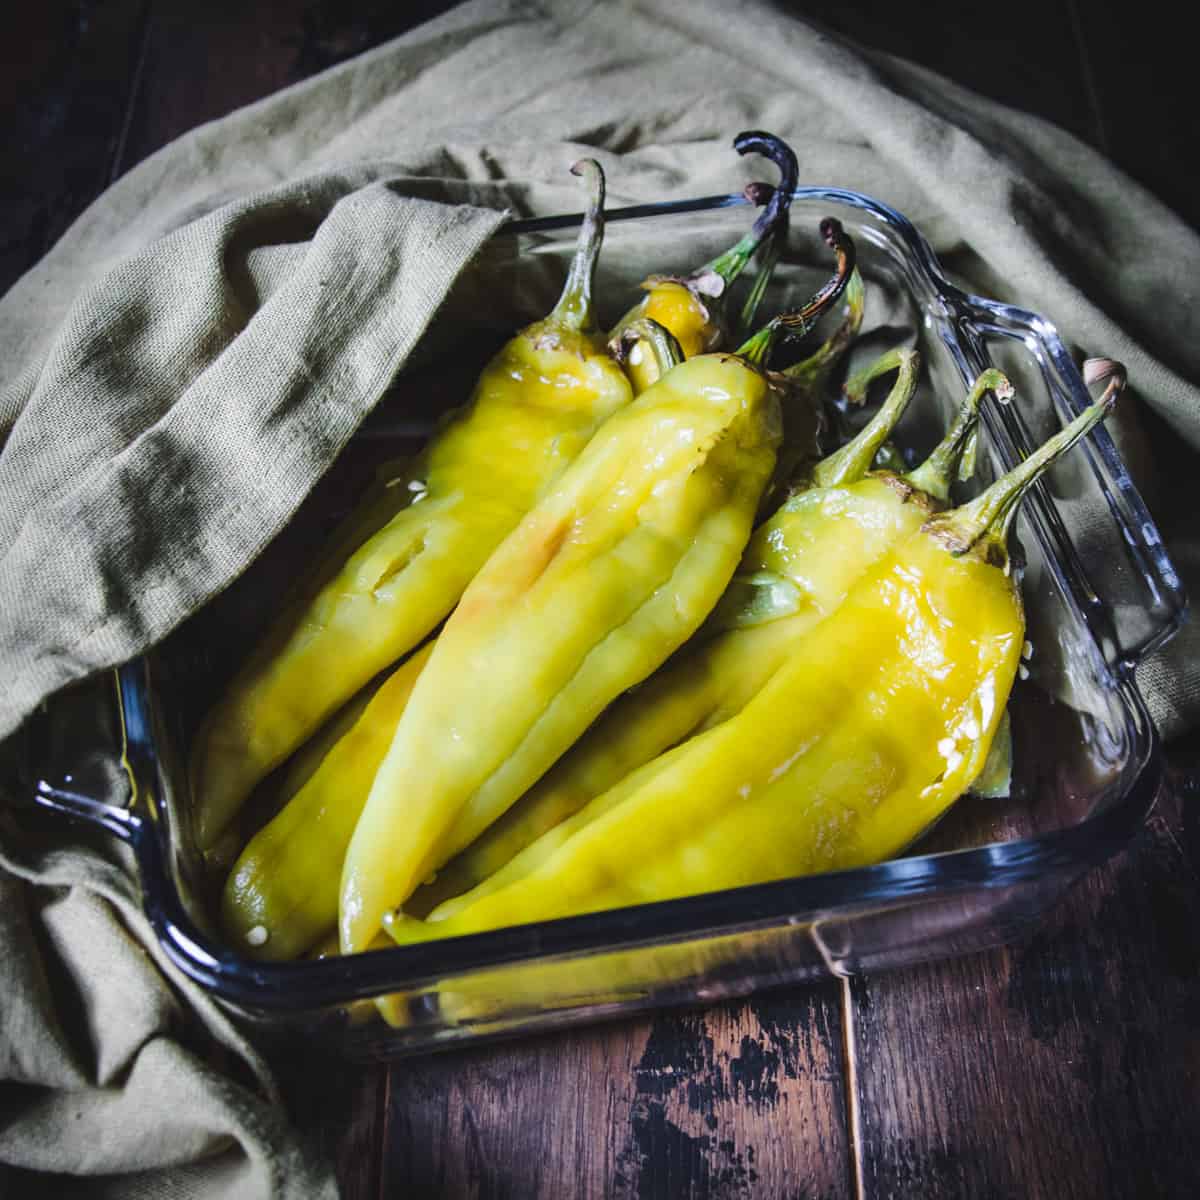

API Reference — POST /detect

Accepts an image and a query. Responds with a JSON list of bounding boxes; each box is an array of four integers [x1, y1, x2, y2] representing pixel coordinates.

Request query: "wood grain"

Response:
[[382, 984, 851, 1200], [116, 0, 463, 177], [846, 782, 1200, 1199], [267, 1050, 388, 1200]]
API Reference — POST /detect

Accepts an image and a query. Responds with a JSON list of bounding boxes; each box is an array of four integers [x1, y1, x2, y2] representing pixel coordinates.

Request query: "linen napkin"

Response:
[[3, 1, 1199, 1194]]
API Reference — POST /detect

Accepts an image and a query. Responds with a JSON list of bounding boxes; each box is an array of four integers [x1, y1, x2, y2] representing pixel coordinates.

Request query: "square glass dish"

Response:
[[19, 186, 1185, 1059]]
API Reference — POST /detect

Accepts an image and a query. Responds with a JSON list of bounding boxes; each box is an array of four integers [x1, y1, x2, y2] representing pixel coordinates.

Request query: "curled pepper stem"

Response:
[[904, 369, 1014, 503], [697, 131, 800, 293], [735, 217, 856, 366], [811, 348, 920, 489], [549, 159, 605, 333], [781, 267, 865, 392], [925, 362, 1125, 558], [610, 318, 685, 378]]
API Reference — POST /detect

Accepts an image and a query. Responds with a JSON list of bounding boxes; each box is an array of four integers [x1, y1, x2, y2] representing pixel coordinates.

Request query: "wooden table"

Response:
[[6, 4, 1199, 1196]]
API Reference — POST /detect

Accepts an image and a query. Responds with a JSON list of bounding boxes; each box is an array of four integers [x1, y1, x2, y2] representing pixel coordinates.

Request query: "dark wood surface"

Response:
[[5, 3, 1198, 1198]]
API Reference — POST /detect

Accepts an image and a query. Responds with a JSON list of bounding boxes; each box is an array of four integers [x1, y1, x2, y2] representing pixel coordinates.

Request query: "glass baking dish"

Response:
[[16, 186, 1185, 1059]]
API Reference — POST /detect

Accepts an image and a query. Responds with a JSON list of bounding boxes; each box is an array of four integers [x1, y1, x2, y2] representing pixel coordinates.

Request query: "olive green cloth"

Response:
[[3, 0, 1199, 1195]]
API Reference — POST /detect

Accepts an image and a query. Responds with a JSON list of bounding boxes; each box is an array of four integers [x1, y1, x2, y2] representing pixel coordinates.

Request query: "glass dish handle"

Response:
[[12, 665, 150, 844], [959, 298, 1187, 672]]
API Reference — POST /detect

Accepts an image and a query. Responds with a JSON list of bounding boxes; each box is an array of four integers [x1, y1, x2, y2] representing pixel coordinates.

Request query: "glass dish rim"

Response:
[[33, 185, 1179, 1013]]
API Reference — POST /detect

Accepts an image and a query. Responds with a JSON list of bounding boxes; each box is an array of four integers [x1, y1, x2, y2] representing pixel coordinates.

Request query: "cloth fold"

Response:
[[3, 1, 1199, 1195]]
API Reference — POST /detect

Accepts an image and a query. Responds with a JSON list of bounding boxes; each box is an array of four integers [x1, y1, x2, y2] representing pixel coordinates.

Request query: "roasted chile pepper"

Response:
[[338, 240, 856, 953], [387, 367, 1121, 944], [609, 131, 799, 393], [415, 354, 1011, 916], [191, 160, 633, 851], [218, 224, 856, 959]]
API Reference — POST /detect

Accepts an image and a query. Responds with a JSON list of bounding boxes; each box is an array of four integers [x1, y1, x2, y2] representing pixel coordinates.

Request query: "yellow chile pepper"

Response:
[[337, 278, 869, 952], [220, 640, 435, 961], [610, 130, 799, 393], [190, 160, 633, 851], [387, 372, 1119, 945], [414, 355, 1011, 917], [409, 305, 880, 915], [215, 224, 856, 959]]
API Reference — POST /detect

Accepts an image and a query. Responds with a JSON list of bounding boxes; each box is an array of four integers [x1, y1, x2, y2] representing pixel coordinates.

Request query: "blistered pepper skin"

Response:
[[339, 352, 783, 952], [610, 131, 801, 394], [620, 282, 719, 393], [191, 162, 630, 851], [192, 330, 632, 849]]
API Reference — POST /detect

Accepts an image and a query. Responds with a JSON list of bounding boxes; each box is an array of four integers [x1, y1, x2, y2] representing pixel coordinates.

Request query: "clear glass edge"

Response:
[[52, 186, 1178, 1011], [121, 662, 1160, 1011]]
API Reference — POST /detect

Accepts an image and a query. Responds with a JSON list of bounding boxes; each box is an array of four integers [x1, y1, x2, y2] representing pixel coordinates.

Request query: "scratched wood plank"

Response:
[[7, 5, 1200, 1200], [844, 775, 1200, 1200], [382, 985, 852, 1200], [0, 0, 147, 298]]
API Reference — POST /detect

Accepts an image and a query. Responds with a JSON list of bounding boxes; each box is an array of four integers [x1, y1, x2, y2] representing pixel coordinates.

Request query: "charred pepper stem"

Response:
[[701, 131, 799, 290], [611, 132, 799, 390], [735, 216, 786, 345], [735, 218, 855, 367], [779, 267, 865, 398]]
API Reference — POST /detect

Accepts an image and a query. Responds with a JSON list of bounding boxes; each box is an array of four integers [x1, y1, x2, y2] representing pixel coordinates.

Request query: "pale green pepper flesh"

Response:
[[390, 530, 1022, 941], [415, 475, 930, 915]]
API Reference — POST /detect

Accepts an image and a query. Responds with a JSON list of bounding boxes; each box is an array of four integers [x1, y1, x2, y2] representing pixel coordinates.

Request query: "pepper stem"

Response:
[[697, 131, 799, 293], [549, 159, 605, 332], [735, 218, 856, 366], [924, 362, 1125, 558], [735, 217, 787, 346], [781, 268, 865, 392], [903, 369, 1014, 503], [610, 318, 685, 379], [811, 348, 920, 489]]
